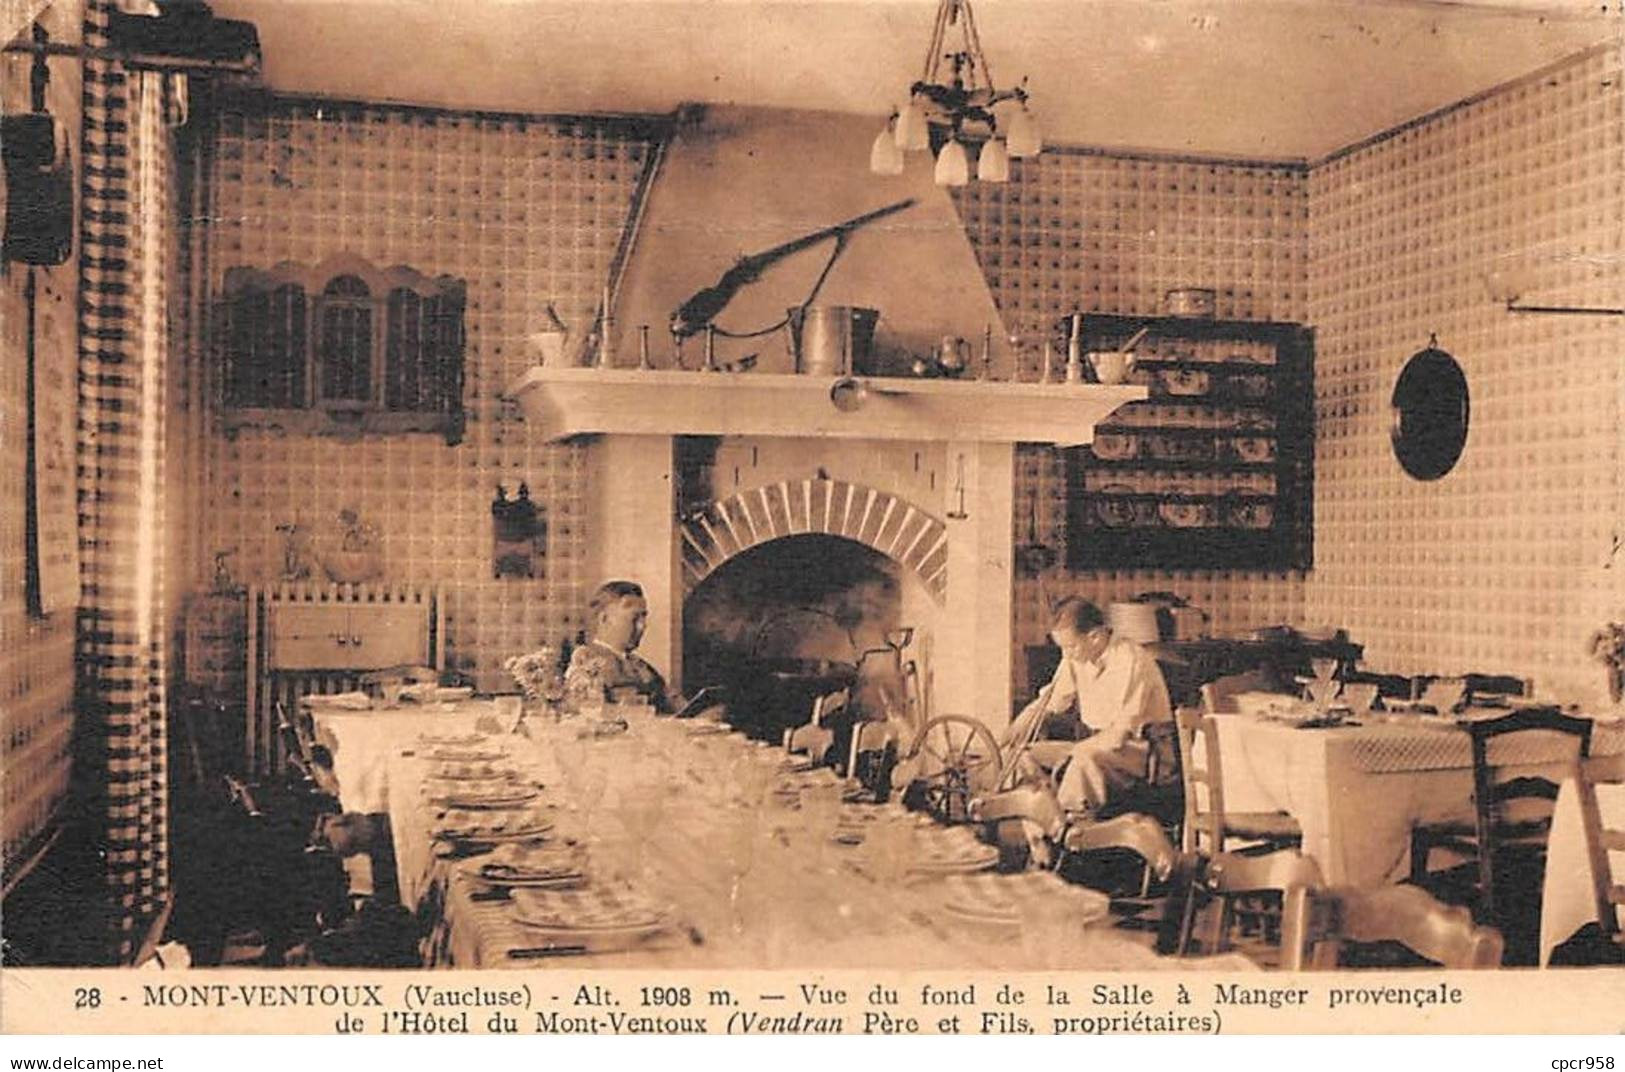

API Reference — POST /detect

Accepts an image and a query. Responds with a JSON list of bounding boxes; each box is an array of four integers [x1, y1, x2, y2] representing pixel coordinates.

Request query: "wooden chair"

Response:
[[847, 717, 901, 795], [1409, 706, 1594, 924], [784, 688, 844, 762], [1283, 884, 1505, 969], [1175, 705, 1302, 854], [1160, 848, 1324, 961], [1198, 669, 1275, 714], [1573, 758, 1625, 955]]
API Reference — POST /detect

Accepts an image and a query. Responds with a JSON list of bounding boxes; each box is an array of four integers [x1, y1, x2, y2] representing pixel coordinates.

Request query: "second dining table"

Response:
[[1203, 697, 1625, 887]]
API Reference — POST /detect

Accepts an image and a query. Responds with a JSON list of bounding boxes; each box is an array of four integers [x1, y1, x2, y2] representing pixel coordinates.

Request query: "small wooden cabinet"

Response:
[[1064, 313, 1314, 570], [246, 584, 442, 773], [266, 602, 429, 670]]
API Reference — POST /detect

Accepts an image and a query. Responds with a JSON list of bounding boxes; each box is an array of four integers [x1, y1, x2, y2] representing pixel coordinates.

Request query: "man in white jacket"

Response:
[[1012, 597, 1173, 816]]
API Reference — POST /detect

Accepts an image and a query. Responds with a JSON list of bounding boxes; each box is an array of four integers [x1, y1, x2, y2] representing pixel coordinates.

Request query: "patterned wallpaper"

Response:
[[1306, 45, 1624, 706], [198, 43, 1622, 710], [200, 97, 651, 681], [0, 0, 81, 875], [949, 152, 1313, 695]]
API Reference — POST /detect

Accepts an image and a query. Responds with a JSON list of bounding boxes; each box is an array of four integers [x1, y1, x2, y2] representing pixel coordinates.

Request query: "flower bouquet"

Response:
[[1590, 621, 1625, 703], [505, 646, 565, 706]]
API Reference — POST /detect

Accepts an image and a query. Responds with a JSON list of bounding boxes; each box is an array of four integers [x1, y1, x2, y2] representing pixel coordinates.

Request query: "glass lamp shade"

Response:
[[895, 97, 929, 152], [933, 139, 970, 186], [976, 137, 1009, 182], [1006, 105, 1042, 157], [870, 122, 905, 175]]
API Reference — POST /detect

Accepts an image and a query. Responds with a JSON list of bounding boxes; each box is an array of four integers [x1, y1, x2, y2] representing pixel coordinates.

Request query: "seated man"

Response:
[[564, 580, 676, 712], [1010, 597, 1172, 817]]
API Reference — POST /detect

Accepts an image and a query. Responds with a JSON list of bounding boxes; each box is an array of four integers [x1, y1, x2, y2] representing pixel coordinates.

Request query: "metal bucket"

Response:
[[785, 305, 880, 376]]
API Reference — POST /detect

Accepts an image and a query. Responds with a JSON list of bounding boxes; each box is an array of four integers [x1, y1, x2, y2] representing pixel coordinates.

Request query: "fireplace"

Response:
[[682, 532, 927, 741], [510, 104, 1144, 727]]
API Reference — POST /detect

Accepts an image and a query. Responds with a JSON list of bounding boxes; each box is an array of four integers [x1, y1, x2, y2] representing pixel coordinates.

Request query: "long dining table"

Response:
[[309, 697, 1193, 971], [1204, 698, 1625, 887]]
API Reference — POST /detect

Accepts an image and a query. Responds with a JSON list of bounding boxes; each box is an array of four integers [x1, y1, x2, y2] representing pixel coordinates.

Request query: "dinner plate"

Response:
[[431, 784, 541, 809], [473, 843, 587, 887], [435, 808, 555, 841], [427, 762, 520, 781], [510, 885, 672, 935], [427, 748, 508, 763]]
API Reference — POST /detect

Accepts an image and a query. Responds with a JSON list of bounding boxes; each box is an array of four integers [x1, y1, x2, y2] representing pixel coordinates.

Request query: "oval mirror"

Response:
[[1390, 347, 1469, 481]]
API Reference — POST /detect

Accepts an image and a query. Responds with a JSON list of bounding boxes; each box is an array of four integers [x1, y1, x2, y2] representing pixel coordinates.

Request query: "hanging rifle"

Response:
[[668, 197, 917, 340]]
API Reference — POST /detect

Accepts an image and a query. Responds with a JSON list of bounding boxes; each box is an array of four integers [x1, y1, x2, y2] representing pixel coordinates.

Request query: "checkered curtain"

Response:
[[75, 0, 182, 963]]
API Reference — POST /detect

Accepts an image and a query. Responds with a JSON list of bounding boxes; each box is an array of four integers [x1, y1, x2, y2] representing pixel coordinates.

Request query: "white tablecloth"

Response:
[[1203, 713, 1625, 887], [313, 702, 1175, 970], [1539, 780, 1625, 965]]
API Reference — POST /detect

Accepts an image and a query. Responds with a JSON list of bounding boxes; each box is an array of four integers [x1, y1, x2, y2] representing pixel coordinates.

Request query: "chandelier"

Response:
[[870, 0, 1041, 185]]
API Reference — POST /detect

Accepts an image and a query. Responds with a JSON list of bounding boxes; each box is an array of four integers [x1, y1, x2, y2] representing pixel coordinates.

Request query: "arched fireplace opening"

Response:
[[683, 533, 935, 744]]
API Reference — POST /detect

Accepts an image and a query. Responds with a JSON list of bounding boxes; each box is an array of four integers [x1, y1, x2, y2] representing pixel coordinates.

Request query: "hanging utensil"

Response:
[[1015, 490, 1057, 575]]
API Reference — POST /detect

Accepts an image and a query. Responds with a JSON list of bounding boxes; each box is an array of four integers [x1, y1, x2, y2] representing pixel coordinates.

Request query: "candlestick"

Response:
[[638, 325, 652, 369], [980, 324, 993, 380], [1066, 313, 1083, 383], [1040, 338, 1055, 383], [704, 325, 718, 372]]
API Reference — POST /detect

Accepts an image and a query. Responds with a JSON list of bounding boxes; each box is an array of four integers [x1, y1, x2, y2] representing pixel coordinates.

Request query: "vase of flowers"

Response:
[[505, 646, 565, 721], [1589, 621, 1625, 704]]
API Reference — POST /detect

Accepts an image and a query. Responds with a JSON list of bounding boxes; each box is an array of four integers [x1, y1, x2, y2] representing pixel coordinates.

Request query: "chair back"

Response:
[[1284, 884, 1505, 970], [1175, 706, 1225, 852], [1464, 706, 1593, 919], [1163, 848, 1323, 959], [1199, 669, 1273, 715], [784, 688, 847, 757], [1449, 708, 1586, 922], [1142, 720, 1181, 788], [1574, 761, 1625, 943]]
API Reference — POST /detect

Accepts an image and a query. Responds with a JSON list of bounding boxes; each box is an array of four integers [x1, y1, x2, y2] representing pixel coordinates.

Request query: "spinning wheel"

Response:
[[902, 715, 1004, 823]]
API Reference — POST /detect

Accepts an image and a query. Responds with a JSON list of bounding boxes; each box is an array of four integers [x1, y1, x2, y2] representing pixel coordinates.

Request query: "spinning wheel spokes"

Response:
[[904, 715, 1005, 823]]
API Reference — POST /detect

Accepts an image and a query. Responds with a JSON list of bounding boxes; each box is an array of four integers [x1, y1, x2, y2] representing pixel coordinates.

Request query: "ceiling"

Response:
[[208, 0, 1618, 159]]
